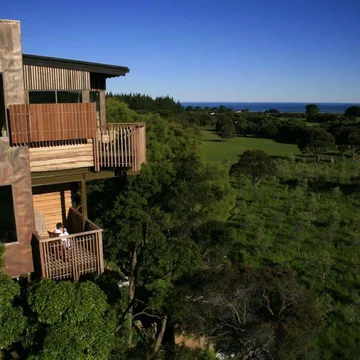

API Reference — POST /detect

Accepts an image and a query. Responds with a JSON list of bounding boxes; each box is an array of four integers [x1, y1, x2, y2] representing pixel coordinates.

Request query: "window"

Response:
[[29, 91, 56, 104], [29, 91, 82, 104], [0, 185, 17, 243], [90, 91, 100, 123], [57, 91, 82, 103]]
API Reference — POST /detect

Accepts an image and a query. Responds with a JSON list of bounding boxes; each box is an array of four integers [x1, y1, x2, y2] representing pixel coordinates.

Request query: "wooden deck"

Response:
[[35, 208, 104, 280]]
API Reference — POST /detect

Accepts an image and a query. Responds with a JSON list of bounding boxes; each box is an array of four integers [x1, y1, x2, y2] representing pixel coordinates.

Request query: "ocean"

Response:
[[181, 102, 360, 114]]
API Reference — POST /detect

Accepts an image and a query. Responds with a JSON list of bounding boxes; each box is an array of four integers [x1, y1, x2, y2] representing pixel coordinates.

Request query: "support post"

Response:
[[80, 180, 88, 231]]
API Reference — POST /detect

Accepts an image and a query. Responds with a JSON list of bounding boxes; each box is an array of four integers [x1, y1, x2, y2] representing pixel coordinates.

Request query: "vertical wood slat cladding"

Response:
[[23, 65, 90, 90], [8, 103, 96, 144], [96, 123, 146, 172], [33, 190, 72, 237]]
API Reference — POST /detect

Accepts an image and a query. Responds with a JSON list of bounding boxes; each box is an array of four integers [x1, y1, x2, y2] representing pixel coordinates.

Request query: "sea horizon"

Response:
[[181, 102, 360, 113]]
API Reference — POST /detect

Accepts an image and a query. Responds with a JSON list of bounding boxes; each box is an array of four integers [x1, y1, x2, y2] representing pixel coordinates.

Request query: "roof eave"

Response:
[[22, 54, 129, 78]]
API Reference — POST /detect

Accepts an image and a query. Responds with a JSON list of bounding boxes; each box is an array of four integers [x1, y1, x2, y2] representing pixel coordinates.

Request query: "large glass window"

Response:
[[90, 91, 100, 124], [29, 91, 82, 104], [57, 91, 82, 103], [0, 185, 18, 243], [29, 91, 56, 104]]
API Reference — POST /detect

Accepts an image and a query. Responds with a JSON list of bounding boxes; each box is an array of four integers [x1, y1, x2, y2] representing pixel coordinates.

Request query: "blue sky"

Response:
[[2, 0, 360, 102]]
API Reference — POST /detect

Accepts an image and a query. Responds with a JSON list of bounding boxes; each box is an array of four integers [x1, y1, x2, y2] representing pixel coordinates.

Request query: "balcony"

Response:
[[95, 123, 146, 172], [8, 103, 146, 173], [34, 207, 104, 281]]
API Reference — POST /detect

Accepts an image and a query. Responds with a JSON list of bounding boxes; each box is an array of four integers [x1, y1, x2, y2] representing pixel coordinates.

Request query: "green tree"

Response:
[[230, 149, 277, 188], [344, 105, 360, 117], [0, 272, 26, 353], [0, 245, 26, 356], [176, 266, 321, 360], [305, 104, 320, 120], [216, 117, 236, 139], [25, 280, 116, 360], [336, 126, 360, 159], [88, 111, 234, 353], [298, 128, 335, 162]]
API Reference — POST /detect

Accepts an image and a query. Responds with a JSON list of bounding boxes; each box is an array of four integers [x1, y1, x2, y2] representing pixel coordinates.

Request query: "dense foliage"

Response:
[[175, 266, 321, 360]]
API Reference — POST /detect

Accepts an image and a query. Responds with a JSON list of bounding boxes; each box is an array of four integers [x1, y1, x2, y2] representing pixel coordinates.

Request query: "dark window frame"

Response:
[[0, 184, 19, 245], [29, 90, 82, 104]]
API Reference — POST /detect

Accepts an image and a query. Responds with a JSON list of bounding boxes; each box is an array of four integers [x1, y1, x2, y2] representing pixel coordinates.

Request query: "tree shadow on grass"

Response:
[[309, 181, 360, 195], [202, 139, 226, 142], [280, 178, 360, 195]]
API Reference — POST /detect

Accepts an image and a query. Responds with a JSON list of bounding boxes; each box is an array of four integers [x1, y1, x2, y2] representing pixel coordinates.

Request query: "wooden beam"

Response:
[[80, 180, 88, 231], [31, 170, 119, 186], [99, 90, 106, 125]]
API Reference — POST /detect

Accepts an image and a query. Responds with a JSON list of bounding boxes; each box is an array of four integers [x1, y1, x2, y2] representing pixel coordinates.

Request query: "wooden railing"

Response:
[[36, 208, 104, 281], [96, 123, 146, 172], [8, 103, 96, 145]]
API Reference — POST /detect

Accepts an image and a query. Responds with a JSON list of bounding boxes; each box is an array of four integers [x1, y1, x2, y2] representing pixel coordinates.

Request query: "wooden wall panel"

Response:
[[23, 65, 90, 90], [29, 141, 94, 172], [33, 190, 72, 237], [8, 103, 97, 145]]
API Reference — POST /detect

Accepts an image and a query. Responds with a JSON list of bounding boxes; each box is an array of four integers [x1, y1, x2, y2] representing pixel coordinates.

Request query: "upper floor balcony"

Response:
[[7, 103, 146, 173]]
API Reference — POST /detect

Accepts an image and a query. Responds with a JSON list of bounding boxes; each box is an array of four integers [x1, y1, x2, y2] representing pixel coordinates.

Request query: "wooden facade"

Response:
[[33, 190, 72, 237], [8, 103, 97, 145], [23, 64, 90, 90], [29, 141, 94, 172]]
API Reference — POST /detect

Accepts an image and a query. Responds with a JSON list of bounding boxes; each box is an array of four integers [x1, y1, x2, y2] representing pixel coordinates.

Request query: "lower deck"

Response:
[[33, 184, 104, 280], [35, 224, 103, 281]]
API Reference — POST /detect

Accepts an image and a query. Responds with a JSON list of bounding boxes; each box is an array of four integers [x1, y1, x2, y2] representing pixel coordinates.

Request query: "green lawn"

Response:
[[201, 129, 300, 165]]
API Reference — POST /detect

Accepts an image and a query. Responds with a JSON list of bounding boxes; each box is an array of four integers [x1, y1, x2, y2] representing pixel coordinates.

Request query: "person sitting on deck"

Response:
[[53, 222, 63, 235], [62, 227, 71, 249]]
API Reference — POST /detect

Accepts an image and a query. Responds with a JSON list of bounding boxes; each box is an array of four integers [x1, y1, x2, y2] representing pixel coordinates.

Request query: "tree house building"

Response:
[[0, 19, 146, 280]]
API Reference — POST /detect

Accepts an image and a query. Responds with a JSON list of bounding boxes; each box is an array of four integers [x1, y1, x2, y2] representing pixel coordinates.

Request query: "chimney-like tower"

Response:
[[0, 20, 25, 109]]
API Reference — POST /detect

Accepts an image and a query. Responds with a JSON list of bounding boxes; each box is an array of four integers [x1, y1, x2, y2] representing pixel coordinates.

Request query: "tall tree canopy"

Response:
[[229, 149, 277, 188], [0, 272, 26, 352], [344, 105, 360, 117], [298, 128, 335, 161], [175, 266, 321, 360], [305, 104, 320, 120], [88, 100, 234, 351], [25, 280, 116, 360]]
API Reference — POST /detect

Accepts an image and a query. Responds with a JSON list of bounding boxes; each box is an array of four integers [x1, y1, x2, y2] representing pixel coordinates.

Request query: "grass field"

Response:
[[201, 129, 300, 165], [201, 127, 360, 358]]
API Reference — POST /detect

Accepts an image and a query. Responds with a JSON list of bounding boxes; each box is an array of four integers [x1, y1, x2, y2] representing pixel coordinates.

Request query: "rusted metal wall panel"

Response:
[[0, 20, 26, 109], [0, 137, 35, 276], [23, 64, 90, 90]]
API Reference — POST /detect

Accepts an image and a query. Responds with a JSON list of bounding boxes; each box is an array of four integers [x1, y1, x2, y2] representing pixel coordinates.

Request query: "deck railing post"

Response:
[[37, 235, 46, 278]]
